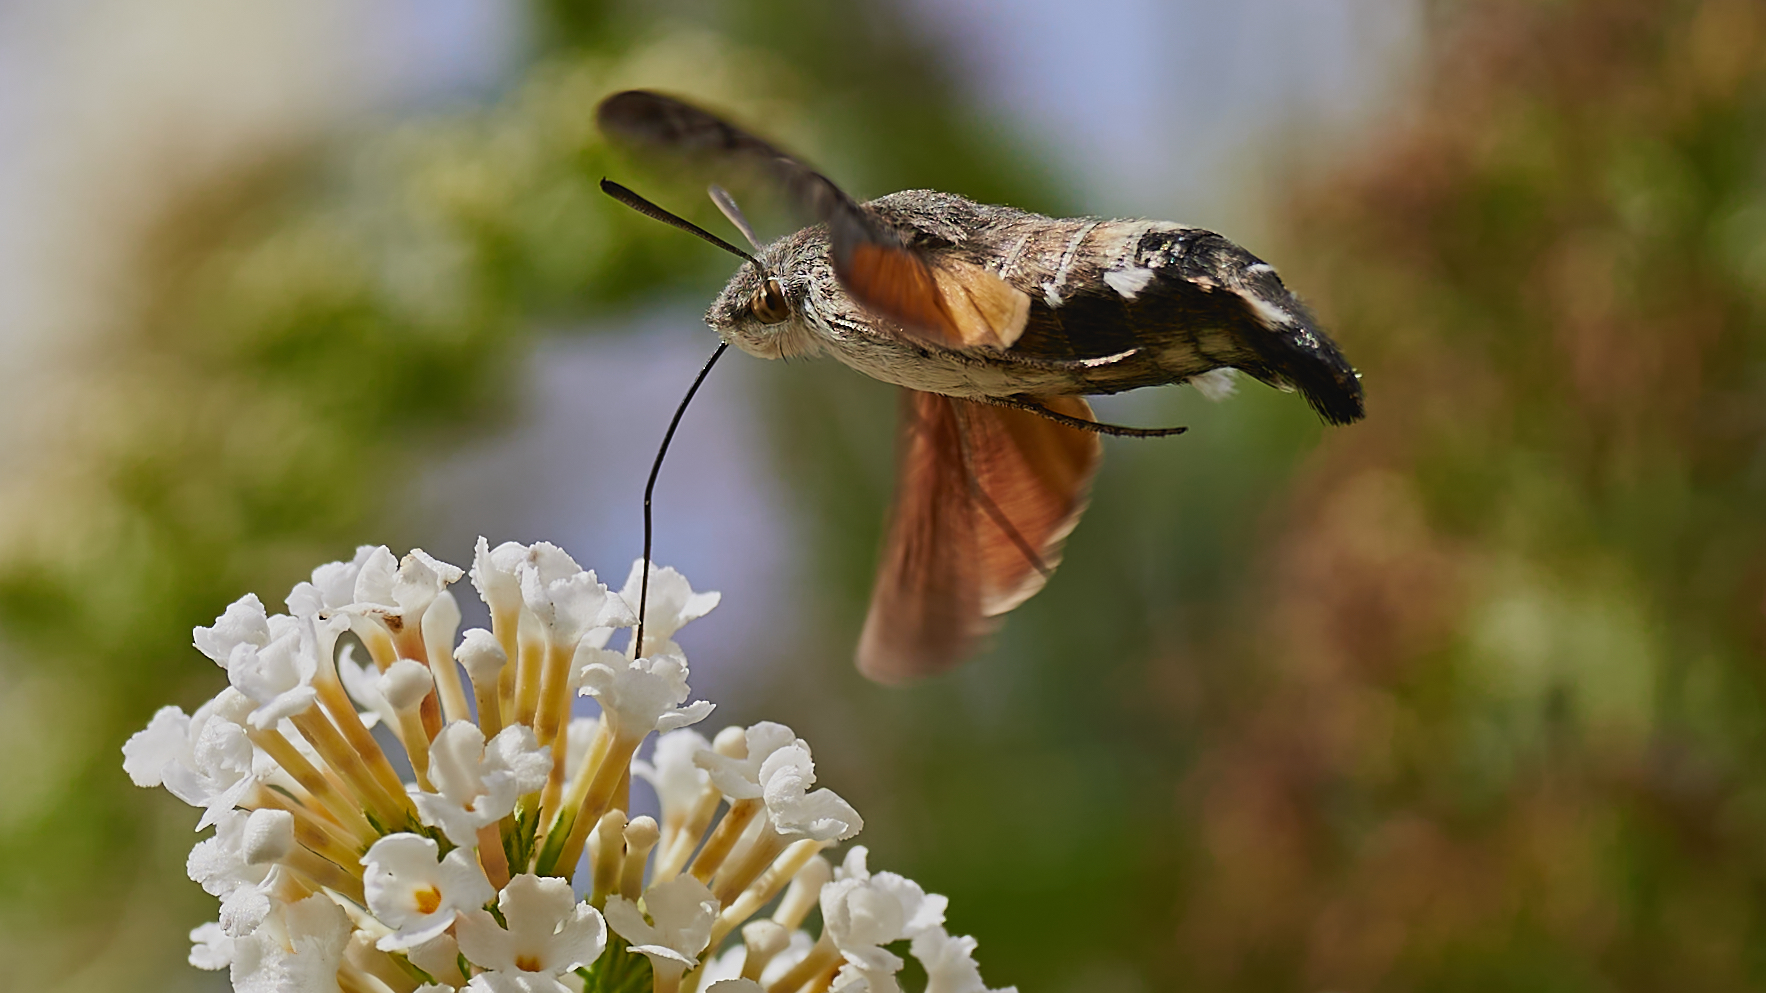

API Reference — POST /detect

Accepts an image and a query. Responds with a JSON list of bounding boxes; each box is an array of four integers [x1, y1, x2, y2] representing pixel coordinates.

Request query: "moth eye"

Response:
[[752, 277, 790, 325]]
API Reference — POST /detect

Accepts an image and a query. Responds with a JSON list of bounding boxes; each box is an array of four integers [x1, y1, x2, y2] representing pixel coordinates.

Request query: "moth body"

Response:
[[707, 190, 1362, 424], [599, 89, 1365, 681]]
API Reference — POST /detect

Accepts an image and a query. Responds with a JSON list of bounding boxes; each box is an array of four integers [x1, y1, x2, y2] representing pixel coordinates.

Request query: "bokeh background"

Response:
[[3, 0, 1765, 990]]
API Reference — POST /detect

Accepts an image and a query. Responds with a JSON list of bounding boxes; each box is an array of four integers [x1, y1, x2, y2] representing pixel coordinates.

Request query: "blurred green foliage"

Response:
[[7, 0, 1766, 991]]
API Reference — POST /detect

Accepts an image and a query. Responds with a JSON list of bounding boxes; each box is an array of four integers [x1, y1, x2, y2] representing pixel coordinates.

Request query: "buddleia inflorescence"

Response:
[[124, 541, 1013, 993]]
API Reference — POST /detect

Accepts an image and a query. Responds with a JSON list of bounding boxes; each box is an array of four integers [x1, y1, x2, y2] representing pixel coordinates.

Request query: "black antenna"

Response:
[[601, 179, 758, 265], [636, 340, 730, 658]]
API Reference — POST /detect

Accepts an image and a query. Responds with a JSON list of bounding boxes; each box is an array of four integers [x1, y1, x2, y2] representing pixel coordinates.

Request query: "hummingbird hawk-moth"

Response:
[[597, 90, 1364, 683]]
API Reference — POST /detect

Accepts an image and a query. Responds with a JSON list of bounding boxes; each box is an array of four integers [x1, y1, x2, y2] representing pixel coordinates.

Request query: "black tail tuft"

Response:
[[1256, 315, 1365, 426], [1292, 351, 1365, 426], [1275, 317, 1364, 425], [1229, 269, 1365, 426]]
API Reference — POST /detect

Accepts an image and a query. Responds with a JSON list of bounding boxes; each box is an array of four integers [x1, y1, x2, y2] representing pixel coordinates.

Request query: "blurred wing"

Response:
[[597, 89, 870, 247], [597, 90, 1029, 350], [858, 392, 1102, 682], [857, 391, 985, 682]]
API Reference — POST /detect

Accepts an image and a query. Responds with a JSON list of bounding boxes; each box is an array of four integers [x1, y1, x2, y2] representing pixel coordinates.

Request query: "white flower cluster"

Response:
[[125, 541, 1014, 993]]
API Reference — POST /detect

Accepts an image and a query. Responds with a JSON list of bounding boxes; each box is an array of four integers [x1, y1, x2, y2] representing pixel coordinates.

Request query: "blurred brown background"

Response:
[[2, 0, 1764, 990]]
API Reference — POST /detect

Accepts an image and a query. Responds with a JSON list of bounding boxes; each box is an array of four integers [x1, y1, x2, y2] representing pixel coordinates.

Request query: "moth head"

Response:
[[706, 251, 817, 360], [593, 178, 818, 358]]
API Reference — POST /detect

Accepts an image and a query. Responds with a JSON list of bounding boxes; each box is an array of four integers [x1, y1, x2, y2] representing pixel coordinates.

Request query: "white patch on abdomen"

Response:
[[1189, 367, 1238, 400], [1245, 295, 1291, 329], [1103, 266, 1155, 299]]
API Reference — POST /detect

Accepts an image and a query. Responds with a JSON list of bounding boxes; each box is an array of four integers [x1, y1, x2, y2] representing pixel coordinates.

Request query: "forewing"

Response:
[[597, 90, 1029, 351], [857, 393, 1102, 682]]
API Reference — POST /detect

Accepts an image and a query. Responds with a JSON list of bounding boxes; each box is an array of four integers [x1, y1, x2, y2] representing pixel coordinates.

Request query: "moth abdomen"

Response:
[[1220, 260, 1365, 426], [1125, 225, 1363, 425]]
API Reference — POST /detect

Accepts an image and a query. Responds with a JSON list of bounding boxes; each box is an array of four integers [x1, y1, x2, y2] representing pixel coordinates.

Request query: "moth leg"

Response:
[[983, 395, 1189, 438]]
